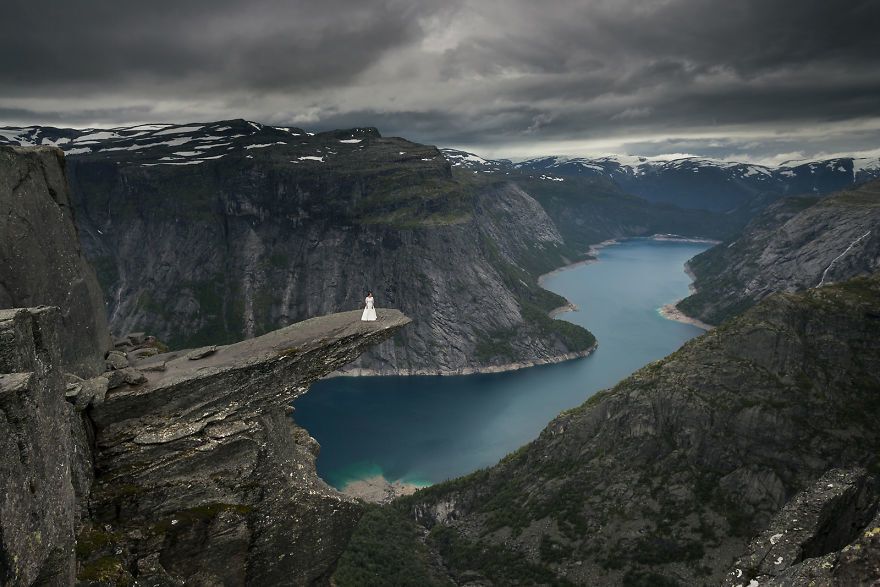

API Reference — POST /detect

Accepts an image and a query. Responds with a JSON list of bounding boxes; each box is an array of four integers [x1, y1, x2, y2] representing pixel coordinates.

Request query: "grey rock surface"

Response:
[[724, 468, 879, 586], [185, 345, 217, 360], [0, 146, 111, 377], [74, 376, 110, 410], [679, 180, 880, 325], [104, 350, 129, 370], [80, 309, 411, 585], [0, 307, 83, 586]]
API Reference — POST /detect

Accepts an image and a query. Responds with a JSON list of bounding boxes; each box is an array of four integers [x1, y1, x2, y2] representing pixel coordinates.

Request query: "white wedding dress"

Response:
[[361, 295, 377, 321]]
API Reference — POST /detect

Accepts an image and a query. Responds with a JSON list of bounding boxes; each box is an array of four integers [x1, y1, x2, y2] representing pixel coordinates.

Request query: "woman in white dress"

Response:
[[361, 291, 377, 321]]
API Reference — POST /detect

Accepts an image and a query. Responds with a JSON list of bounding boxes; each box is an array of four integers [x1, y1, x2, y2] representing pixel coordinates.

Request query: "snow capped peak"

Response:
[[438, 147, 880, 193], [441, 148, 510, 172], [0, 120, 341, 168]]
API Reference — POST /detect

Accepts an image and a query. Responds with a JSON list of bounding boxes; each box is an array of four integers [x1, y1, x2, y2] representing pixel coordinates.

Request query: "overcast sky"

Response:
[[3, 0, 879, 163]]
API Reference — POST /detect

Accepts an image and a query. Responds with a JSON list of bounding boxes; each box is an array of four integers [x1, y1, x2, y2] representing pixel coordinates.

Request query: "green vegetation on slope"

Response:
[[333, 505, 452, 587], [475, 232, 596, 363]]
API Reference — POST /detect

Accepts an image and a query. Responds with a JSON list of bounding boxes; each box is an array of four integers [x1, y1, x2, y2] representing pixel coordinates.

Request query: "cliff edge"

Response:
[[81, 309, 410, 585]]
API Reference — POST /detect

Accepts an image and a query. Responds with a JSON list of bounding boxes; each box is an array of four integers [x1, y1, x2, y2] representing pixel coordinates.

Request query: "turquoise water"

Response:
[[293, 239, 711, 490]]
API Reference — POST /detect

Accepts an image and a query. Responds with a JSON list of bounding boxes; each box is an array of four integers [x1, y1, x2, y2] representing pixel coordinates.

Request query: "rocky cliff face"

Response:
[[0, 146, 414, 585], [0, 144, 111, 586], [0, 307, 90, 586], [339, 274, 880, 585], [0, 146, 110, 377], [678, 179, 880, 325], [79, 309, 409, 585]]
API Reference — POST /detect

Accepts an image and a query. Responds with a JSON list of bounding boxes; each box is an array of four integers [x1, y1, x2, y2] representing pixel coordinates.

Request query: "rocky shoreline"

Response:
[[658, 303, 714, 330], [660, 262, 716, 330], [330, 344, 597, 377], [340, 476, 425, 504], [548, 301, 579, 318]]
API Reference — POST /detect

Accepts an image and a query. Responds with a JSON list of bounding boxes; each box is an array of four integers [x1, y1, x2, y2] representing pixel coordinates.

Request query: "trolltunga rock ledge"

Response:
[[80, 308, 410, 586], [90, 308, 409, 433]]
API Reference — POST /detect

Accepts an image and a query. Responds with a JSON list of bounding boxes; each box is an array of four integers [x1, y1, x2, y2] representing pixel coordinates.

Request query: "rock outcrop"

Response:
[[724, 467, 879, 586], [78, 309, 410, 585], [0, 307, 92, 586], [678, 179, 880, 325], [0, 144, 111, 586], [340, 274, 880, 585], [0, 146, 110, 377]]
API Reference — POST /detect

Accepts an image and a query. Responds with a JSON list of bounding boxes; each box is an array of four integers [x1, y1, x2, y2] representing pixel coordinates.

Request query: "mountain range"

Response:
[[3, 121, 878, 214], [443, 148, 880, 212]]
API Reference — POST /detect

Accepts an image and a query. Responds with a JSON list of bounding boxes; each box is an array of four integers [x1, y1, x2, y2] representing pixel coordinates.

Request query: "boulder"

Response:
[[101, 367, 146, 390], [186, 345, 218, 360], [105, 350, 130, 370], [130, 347, 159, 360], [74, 376, 110, 410]]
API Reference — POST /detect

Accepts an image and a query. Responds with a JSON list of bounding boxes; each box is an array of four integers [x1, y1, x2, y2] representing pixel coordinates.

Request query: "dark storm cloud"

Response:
[[0, 0, 440, 91], [2, 0, 879, 161]]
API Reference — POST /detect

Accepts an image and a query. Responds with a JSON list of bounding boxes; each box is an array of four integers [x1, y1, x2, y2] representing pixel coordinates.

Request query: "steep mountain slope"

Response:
[[444, 148, 880, 212], [678, 179, 880, 325], [338, 274, 880, 585]]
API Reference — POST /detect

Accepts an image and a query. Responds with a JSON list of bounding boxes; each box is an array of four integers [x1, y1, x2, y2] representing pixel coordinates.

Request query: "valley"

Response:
[[295, 238, 711, 494]]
